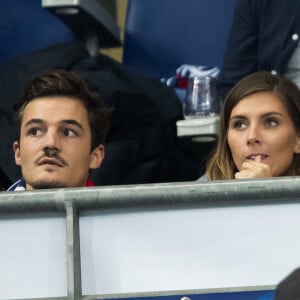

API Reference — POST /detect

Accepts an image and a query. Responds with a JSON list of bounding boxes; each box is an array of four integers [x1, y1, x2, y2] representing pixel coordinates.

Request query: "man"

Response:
[[8, 69, 110, 190]]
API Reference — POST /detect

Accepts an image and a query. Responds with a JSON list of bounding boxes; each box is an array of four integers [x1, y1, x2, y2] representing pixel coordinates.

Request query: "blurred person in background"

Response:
[[219, 0, 300, 99]]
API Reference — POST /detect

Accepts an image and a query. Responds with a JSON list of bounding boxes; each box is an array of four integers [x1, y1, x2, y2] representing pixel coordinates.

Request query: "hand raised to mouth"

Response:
[[235, 154, 272, 179], [254, 155, 262, 163]]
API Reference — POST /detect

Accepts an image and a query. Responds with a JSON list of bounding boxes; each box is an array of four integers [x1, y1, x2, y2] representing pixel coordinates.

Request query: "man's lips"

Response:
[[37, 157, 65, 167]]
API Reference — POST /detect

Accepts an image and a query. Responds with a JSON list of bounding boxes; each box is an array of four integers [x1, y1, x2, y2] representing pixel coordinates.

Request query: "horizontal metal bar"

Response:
[[13, 297, 67, 300], [0, 177, 299, 214], [81, 284, 275, 300]]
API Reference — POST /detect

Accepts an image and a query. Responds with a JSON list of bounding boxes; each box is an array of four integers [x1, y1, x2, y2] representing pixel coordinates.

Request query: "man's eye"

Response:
[[27, 127, 42, 136], [63, 128, 77, 137]]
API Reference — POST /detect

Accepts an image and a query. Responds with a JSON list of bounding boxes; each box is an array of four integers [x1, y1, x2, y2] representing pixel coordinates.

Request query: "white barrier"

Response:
[[0, 177, 299, 299]]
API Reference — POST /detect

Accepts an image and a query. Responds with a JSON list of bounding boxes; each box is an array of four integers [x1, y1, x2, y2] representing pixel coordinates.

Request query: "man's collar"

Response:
[[7, 178, 95, 191]]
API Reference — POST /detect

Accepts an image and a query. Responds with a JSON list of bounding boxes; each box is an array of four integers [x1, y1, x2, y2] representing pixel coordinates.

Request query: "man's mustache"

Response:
[[35, 148, 68, 166]]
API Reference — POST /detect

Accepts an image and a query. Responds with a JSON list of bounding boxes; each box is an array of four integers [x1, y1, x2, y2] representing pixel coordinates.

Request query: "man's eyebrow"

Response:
[[24, 118, 44, 127], [24, 119, 84, 129], [61, 119, 83, 129]]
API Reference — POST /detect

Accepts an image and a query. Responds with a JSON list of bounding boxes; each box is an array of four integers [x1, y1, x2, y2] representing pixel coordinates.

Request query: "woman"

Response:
[[205, 71, 300, 180]]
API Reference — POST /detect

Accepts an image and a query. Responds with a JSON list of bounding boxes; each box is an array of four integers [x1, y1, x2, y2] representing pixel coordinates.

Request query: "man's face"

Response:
[[14, 97, 104, 190]]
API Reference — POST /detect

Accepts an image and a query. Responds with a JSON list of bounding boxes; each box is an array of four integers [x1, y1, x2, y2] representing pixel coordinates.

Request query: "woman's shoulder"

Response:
[[196, 174, 208, 182]]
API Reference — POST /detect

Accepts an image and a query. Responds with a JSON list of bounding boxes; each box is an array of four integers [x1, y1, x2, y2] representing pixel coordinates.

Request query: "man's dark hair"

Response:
[[15, 69, 111, 149]]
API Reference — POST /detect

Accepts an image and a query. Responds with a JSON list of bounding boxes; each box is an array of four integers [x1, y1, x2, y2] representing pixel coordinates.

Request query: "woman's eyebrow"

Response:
[[229, 111, 284, 121], [229, 115, 246, 121], [261, 112, 284, 118]]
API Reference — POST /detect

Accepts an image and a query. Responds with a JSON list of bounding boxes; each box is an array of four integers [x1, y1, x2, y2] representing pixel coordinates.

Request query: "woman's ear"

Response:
[[13, 141, 22, 166], [295, 135, 300, 153], [89, 144, 105, 169]]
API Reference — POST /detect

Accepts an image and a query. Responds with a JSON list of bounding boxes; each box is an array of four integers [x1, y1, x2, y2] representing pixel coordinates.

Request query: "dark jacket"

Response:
[[219, 0, 300, 98], [0, 42, 206, 189]]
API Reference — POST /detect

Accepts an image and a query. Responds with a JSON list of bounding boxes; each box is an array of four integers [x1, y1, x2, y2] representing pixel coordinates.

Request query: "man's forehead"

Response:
[[22, 97, 88, 124], [23, 118, 83, 129]]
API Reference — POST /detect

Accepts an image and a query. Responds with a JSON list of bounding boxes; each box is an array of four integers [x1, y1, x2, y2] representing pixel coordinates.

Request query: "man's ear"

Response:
[[13, 141, 22, 166], [89, 144, 105, 169]]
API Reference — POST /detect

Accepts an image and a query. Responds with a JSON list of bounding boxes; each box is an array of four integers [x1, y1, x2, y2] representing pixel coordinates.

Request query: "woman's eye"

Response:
[[265, 118, 278, 128], [232, 120, 246, 130]]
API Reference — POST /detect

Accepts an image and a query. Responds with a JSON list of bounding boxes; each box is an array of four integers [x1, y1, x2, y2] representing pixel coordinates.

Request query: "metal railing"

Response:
[[1, 176, 300, 300]]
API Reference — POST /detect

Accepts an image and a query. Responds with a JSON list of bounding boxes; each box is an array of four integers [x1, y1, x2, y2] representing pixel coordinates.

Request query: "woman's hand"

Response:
[[234, 155, 272, 179]]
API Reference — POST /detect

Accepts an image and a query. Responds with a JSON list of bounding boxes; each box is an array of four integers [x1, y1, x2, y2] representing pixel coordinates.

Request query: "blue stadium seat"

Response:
[[123, 0, 236, 79], [0, 0, 75, 67]]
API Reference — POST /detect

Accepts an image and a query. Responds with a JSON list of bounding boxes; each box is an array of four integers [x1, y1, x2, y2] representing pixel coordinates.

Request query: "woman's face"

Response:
[[227, 92, 300, 177]]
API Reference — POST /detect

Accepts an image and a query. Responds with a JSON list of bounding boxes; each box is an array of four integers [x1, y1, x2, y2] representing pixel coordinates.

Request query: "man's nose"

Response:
[[246, 125, 262, 146], [43, 130, 61, 151]]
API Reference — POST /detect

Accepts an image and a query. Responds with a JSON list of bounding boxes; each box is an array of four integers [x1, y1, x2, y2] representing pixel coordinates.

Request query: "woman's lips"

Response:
[[245, 154, 268, 161]]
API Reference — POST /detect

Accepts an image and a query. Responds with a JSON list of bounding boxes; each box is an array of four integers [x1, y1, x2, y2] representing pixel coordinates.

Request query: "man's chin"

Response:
[[28, 180, 67, 189]]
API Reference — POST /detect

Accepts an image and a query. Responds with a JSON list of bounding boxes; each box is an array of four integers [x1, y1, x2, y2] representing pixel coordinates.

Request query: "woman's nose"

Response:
[[246, 125, 262, 146]]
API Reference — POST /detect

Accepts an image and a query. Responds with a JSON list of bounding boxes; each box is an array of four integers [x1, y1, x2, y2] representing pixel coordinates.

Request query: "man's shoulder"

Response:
[[7, 179, 26, 191]]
